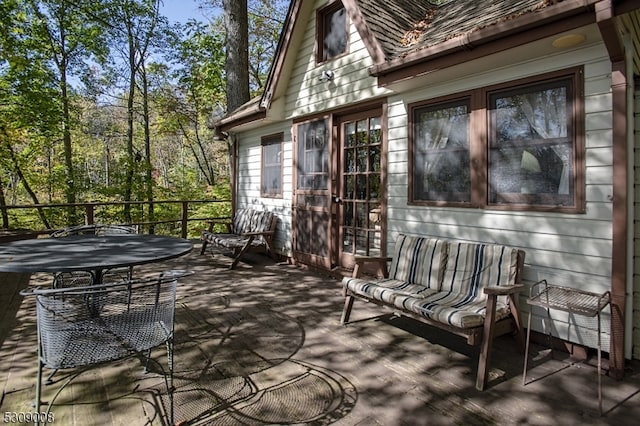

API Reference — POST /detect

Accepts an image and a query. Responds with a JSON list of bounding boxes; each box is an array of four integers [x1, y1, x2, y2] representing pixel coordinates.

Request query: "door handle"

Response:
[[332, 195, 342, 203]]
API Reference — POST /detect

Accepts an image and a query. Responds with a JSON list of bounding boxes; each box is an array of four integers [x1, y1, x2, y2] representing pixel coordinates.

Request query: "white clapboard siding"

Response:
[[283, 0, 390, 120], [231, 6, 624, 354], [236, 122, 294, 255], [385, 40, 614, 352]]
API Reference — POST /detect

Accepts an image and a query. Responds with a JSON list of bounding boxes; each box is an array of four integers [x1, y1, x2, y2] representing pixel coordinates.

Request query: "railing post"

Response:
[[85, 204, 94, 225], [181, 201, 188, 239]]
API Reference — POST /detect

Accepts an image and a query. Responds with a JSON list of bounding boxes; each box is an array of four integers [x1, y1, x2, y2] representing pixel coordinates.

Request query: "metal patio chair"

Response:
[[50, 224, 138, 286], [21, 270, 188, 425]]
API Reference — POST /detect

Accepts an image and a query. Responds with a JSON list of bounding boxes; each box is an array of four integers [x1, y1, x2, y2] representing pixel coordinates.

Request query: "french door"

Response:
[[292, 107, 386, 270], [337, 111, 385, 268]]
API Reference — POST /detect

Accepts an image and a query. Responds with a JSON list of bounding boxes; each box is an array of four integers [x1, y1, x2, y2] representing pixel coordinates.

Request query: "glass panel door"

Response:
[[340, 115, 383, 265]]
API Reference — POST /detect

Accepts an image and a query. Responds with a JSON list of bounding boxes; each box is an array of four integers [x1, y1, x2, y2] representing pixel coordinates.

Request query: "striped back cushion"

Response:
[[388, 234, 448, 291], [441, 242, 518, 301], [251, 210, 275, 233], [232, 209, 254, 234]]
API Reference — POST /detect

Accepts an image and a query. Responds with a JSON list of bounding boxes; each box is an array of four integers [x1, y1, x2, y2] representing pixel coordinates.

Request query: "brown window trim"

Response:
[[408, 95, 474, 208], [316, 1, 349, 64], [261, 132, 284, 198], [408, 66, 585, 214]]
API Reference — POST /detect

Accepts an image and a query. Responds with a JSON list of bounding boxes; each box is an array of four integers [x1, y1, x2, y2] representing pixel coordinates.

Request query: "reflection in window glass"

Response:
[[261, 134, 282, 197], [412, 100, 470, 202], [321, 5, 347, 61], [297, 119, 329, 190], [489, 79, 574, 206]]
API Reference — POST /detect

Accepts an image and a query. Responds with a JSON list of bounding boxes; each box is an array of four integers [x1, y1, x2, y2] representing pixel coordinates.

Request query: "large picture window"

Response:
[[261, 133, 283, 197], [409, 68, 584, 213]]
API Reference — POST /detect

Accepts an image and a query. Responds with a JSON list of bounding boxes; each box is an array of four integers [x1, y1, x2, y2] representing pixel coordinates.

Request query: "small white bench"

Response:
[[341, 233, 525, 390], [200, 208, 277, 269]]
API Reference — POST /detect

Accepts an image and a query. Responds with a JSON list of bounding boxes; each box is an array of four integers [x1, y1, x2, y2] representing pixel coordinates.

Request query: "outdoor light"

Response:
[[319, 69, 334, 82], [552, 33, 586, 48]]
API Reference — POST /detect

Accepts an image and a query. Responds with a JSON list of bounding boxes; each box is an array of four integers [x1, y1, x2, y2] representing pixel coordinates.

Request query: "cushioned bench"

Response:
[[200, 208, 277, 269], [341, 233, 525, 390]]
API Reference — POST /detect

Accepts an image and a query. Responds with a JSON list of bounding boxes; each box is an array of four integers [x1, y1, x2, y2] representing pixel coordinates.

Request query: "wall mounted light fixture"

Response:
[[552, 33, 586, 49], [319, 70, 334, 82]]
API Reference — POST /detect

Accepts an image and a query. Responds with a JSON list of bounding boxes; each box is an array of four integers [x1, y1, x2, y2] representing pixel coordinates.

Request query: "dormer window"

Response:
[[317, 2, 348, 63]]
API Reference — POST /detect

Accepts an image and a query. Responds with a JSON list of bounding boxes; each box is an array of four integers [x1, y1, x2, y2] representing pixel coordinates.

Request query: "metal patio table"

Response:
[[0, 234, 193, 283]]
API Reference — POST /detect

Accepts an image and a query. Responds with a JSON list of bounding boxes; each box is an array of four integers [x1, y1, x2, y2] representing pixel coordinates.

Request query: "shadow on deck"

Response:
[[2, 244, 640, 425]]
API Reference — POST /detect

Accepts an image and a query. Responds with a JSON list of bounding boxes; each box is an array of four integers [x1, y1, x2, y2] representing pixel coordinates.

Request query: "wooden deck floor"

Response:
[[2, 243, 640, 425]]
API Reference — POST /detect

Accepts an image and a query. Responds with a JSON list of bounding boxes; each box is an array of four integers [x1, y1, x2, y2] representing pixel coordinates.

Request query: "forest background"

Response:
[[0, 0, 288, 234]]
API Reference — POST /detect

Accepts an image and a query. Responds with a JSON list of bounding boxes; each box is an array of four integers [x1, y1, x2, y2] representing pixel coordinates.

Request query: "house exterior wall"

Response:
[[282, 0, 391, 120], [383, 40, 615, 353], [232, 6, 630, 356], [235, 121, 294, 256]]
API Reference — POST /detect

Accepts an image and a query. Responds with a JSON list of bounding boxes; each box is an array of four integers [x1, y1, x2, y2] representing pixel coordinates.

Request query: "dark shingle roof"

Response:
[[357, 0, 565, 60]]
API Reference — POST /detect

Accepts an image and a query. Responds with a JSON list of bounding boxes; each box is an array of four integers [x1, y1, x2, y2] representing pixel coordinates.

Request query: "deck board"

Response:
[[2, 244, 640, 425]]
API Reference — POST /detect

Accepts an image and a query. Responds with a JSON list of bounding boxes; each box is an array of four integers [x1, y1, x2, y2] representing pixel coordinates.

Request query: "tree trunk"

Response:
[[0, 128, 51, 229], [124, 20, 137, 224], [223, 0, 250, 112], [141, 64, 155, 234], [0, 174, 9, 228]]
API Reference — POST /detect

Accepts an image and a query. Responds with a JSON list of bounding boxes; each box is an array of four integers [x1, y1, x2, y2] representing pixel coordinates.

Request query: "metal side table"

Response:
[[522, 279, 611, 415]]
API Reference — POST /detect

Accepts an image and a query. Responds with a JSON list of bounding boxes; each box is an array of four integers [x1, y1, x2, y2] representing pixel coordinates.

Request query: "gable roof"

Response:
[[217, 0, 640, 132]]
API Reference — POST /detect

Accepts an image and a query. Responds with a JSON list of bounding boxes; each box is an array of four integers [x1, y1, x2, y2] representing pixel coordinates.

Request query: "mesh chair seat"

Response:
[[22, 271, 188, 424], [37, 286, 176, 369]]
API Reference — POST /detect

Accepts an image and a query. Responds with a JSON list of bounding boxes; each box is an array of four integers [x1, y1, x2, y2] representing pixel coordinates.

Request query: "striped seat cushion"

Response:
[[394, 242, 518, 328], [201, 233, 266, 249], [342, 277, 437, 304], [392, 292, 512, 329], [387, 234, 447, 291]]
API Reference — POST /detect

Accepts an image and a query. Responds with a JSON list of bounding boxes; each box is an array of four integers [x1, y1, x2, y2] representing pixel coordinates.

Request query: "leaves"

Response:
[[0, 0, 287, 229]]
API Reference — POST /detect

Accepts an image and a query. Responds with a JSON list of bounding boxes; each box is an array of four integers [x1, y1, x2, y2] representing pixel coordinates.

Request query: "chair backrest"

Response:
[[231, 208, 276, 236], [29, 271, 188, 369], [51, 224, 137, 238], [50, 224, 98, 238], [95, 224, 137, 235], [440, 241, 521, 304], [250, 210, 276, 234], [388, 234, 448, 290], [52, 270, 94, 288], [232, 209, 254, 234]]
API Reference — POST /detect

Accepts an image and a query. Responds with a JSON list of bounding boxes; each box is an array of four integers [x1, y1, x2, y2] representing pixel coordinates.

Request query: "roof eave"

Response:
[[214, 99, 267, 133]]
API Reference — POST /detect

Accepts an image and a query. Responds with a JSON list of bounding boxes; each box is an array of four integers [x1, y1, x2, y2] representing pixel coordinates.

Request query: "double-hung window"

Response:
[[261, 133, 283, 198], [410, 68, 584, 213]]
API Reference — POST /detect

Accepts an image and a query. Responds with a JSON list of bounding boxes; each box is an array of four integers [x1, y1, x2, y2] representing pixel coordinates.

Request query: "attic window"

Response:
[[317, 2, 348, 63]]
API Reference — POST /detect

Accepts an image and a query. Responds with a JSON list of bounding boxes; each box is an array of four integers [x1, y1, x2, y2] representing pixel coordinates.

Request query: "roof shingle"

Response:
[[356, 0, 565, 60]]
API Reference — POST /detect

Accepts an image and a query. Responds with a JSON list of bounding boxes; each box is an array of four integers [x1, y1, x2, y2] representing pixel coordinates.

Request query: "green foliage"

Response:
[[0, 0, 286, 232]]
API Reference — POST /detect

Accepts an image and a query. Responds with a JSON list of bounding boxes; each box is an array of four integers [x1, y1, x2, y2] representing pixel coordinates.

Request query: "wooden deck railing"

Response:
[[0, 199, 232, 239]]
